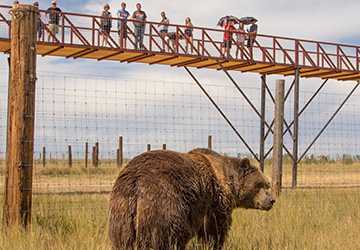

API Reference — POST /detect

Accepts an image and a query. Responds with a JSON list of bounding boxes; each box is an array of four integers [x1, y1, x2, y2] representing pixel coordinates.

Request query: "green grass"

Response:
[[1, 189, 360, 250]]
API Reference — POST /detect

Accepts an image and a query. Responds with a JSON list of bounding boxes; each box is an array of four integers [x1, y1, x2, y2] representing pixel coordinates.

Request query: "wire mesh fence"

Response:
[[1, 67, 360, 216]]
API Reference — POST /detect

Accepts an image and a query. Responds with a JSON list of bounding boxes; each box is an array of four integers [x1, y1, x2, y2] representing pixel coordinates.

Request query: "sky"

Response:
[[1, 0, 360, 158]]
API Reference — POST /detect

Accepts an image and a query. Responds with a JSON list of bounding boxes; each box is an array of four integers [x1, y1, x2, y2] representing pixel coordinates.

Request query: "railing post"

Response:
[[357, 48, 359, 71], [149, 24, 152, 51], [202, 29, 205, 57], [92, 17, 95, 46], [295, 40, 299, 66], [61, 13, 65, 43]]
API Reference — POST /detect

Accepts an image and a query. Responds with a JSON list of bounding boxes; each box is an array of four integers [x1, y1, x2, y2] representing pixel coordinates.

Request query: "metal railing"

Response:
[[0, 4, 359, 75]]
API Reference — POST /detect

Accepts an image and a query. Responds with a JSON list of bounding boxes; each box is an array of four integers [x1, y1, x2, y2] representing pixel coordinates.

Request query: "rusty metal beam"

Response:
[[298, 82, 360, 162], [264, 66, 295, 75], [41, 46, 64, 57], [184, 67, 259, 161], [150, 55, 178, 65], [74, 49, 98, 59], [127, 54, 155, 63], [97, 51, 124, 61], [197, 60, 228, 69], [172, 58, 207, 67]]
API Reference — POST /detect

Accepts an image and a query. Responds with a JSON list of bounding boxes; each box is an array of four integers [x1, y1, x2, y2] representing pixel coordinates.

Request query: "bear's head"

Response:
[[228, 158, 275, 211]]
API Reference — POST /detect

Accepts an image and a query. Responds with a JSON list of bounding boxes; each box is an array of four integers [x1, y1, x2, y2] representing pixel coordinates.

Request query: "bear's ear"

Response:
[[239, 158, 251, 167]]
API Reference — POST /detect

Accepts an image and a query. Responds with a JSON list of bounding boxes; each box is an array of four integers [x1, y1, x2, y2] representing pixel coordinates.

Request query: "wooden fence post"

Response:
[[42, 146, 46, 167], [3, 4, 37, 229], [68, 145, 72, 167], [208, 135, 212, 150], [118, 136, 123, 166], [92, 146, 96, 167], [85, 142, 88, 168], [272, 80, 285, 197], [95, 142, 99, 167]]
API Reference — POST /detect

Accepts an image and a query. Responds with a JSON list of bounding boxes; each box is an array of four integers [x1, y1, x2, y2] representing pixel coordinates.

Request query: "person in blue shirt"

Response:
[[117, 2, 130, 48]]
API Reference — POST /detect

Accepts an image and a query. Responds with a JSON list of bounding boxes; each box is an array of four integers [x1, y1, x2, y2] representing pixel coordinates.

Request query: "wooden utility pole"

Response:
[[3, 4, 37, 229], [208, 135, 212, 150], [85, 142, 88, 168], [68, 145, 72, 167], [272, 80, 285, 197]]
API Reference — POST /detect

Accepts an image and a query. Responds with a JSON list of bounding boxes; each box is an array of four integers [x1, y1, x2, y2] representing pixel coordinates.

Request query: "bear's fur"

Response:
[[109, 148, 275, 250]]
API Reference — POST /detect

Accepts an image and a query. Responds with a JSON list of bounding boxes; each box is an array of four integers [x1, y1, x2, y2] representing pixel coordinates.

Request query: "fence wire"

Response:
[[0, 67, 360, 214]]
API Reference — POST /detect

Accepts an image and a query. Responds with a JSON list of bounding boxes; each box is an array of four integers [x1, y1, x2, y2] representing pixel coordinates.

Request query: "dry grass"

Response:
[[1, 189, 360, 250]]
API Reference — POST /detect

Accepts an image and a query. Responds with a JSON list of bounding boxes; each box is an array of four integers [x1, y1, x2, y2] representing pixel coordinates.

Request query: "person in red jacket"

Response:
[[223, 20, 236, 57]]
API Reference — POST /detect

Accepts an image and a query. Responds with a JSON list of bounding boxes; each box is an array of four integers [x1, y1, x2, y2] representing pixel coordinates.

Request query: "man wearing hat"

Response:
[[46, 0, 62, 42], [33, 2, 43, 40]]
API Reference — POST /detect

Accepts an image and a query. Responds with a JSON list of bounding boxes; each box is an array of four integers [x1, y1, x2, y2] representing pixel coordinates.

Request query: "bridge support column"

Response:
[[292, 69, 300, 188], [259, 75, 266, 172], [3, 4, 37, 229]]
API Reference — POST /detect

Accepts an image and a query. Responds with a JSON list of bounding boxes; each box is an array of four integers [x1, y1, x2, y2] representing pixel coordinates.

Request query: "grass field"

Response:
[[0, 161, 360, 249], [0, 189, 359, 250]]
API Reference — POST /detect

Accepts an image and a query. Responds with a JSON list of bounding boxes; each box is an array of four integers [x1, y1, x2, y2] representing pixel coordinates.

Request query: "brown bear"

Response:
[[109, 148, 275, 250]]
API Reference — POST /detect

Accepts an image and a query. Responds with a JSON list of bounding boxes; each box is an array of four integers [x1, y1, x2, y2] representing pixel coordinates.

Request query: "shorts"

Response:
[[118, 22, 128, 38], [185, 29, 193, 37], [48, 24, 59, 34], [224, 40, 232, 49], [101, 25, 111, 35], [160, 30, 168, 36]]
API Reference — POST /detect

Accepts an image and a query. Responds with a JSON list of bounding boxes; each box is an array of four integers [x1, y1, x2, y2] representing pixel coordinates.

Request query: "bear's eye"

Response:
[[255, 182, 265, 189]]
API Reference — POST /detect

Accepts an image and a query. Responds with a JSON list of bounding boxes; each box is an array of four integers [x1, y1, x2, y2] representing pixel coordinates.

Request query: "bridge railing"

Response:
[[0, 4, 359, 73]]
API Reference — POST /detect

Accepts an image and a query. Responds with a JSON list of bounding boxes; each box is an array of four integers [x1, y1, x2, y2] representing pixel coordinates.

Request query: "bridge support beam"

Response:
[[3, 4, 37, 229], [292, 68, 300, 188], [259, 75, 266, 172]]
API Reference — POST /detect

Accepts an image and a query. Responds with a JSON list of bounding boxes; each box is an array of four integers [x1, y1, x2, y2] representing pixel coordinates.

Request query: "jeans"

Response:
[[134, 25, 145, 49]]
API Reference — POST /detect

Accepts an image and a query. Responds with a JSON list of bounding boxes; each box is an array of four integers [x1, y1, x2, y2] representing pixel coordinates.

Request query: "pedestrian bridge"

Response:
[[0, 4, 359, 81]]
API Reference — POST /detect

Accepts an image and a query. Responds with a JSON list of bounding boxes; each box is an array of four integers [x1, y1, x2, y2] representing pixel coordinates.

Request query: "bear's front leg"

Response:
[[197, 212, 231, 250]]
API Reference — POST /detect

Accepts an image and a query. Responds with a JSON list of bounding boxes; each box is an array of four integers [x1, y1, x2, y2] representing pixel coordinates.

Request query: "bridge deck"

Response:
[[1, 5, 359, 81]]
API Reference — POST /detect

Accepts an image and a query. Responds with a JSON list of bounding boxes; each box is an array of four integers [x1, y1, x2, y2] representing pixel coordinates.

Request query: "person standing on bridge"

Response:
[[46, 0, 62, 42], [33, 2, 44, 41], [184, 17, 194, 54], [117, 2, 130, 48], [247, 20, 258, 49], [158, 11, 169, 52], [100, 4, 112, 47], [223, 20, 236, 57], [132, 3, 147, 50]]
